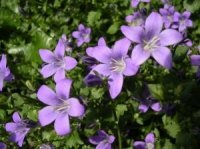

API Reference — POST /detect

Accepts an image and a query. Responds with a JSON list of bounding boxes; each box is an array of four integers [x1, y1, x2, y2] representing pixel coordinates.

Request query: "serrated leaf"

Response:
[[162, 115, 181, 138], [148, 84, 164, 100]]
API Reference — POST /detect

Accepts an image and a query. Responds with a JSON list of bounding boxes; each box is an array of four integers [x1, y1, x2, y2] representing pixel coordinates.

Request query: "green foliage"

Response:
[[0, 0, 200, 148]]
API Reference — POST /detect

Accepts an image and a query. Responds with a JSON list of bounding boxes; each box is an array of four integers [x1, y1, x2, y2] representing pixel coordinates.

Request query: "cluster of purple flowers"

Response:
[[1, 0, 196, 148]]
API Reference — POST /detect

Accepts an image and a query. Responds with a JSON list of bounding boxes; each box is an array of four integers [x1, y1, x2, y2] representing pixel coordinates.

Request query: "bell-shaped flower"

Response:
[[72, 24, 91, 47], [87, 38, 139, 99], [5, 112, 36, 147], [134, 133, 155, 149], [37, 79, 85, 135], [121, 12, 183, 69], [0, 54, 13, 91], [39, 36, 77, 82], [89, 130, 115, 149]]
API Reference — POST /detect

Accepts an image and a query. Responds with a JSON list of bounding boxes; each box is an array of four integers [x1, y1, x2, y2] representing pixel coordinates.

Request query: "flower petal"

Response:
[[87, 46, 112, 63], [121, 26, 144, 43], [54, 38, 65, 58], [5, 123, 18, 132], [159, 29, 183, 46], [56, 79, 72, 99], [151, 102, 162, 112], [37, 85, 60, 106], [145, 133, 155, 143], [123, 58, 139, 76], [145, 12, 163, 36], [64, 56, 77, 71], [54, 114, 71, 136], [67, 98, 85, 117], [0, 78, 4, 92], [108, 73, 123, 99], [0, 54, 7, 70], [138, 104, 149, 113], [131, 0, 140, 7], [152, 47, 172, 69], [72, 31, 81, 38], [12, 112, 21, 123], [98, 37, 106, 46], [39, 106, 57, 126], [54, 69, 66, 82], [133, 141, 146, 149], [40, 64, 58, 78], [131, 44, 151, 65], [191, 55, 200, 66], [113, 38, 131, 57], [96, 142, 111, 149], [92, 64, 111, 77], [39, 49, 56, 63]]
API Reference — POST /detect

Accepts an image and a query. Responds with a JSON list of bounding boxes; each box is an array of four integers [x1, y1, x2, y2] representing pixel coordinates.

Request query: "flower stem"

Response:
[[113, 108, 122, 149]]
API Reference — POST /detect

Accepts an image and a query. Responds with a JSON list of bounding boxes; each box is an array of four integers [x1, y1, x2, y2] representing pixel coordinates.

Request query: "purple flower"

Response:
[[37, 79, 85, 136], [5, 112, 34, 147], [87, 38, 139, 99], [72, 24, 91, 47], [173, 11, 193, 32], [121, 12, 183, 69], [131, 0, 150, 8], [89, 130, 115, 149], [84, 74, 102, 86], [134, 133, 155, 149], [159, 5, 176, 28], [39, 37, 77, 82], [0, 54, 13, 91], [60, 34, 73, 52], [0, 142, 6, 149], [126, 11, 145, 27], [138, 98, 162, 113], [191, 55, 200, 66]]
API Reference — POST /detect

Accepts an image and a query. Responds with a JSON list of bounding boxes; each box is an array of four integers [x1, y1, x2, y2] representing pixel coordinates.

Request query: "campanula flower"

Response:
[[39, 36, 77, 82], [191, 55, 200, 77], [86, 38, 139, 99], [138, 97, 162, 113], [173, 11, 193, 32], [134, 133, 155, 149], [89, 130, 115, 149], [37, 79, 85, 136], [126, 11, 145, 27], [121, 12, 183, 69], [159, 5, 176, 28], [131, 0, 150, 8], [84, 74, 102, 86], [0, 54, 13, 91], [0, 142, 6, 149], [72, 24, 91, 47], [5, 112, 36, 147]]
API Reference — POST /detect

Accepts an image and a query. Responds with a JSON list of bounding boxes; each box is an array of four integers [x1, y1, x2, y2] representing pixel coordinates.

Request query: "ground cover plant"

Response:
[[0, 0, 200, 148]]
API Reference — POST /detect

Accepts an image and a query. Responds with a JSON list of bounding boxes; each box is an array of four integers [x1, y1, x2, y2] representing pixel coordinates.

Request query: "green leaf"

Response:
[[65, 131, 83, 148], [148, 84, 164, 100], [115, 104, 128, 119], [162, 115, 181, 138], [107, 22, 120, 34], [87, 11, 101, 26], [183, 0, 200, 13]]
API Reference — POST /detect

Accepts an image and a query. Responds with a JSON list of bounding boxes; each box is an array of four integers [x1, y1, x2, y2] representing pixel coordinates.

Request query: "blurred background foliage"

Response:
[[0, 0, 200, 148]]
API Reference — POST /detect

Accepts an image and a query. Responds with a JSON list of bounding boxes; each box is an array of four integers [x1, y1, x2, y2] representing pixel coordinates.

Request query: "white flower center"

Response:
[[53, 59, 65, 68], [55, 101, 70, 113], [143, 36, 160, 51], [146, 143, 154, 149], [110, 57, 126, 73]]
